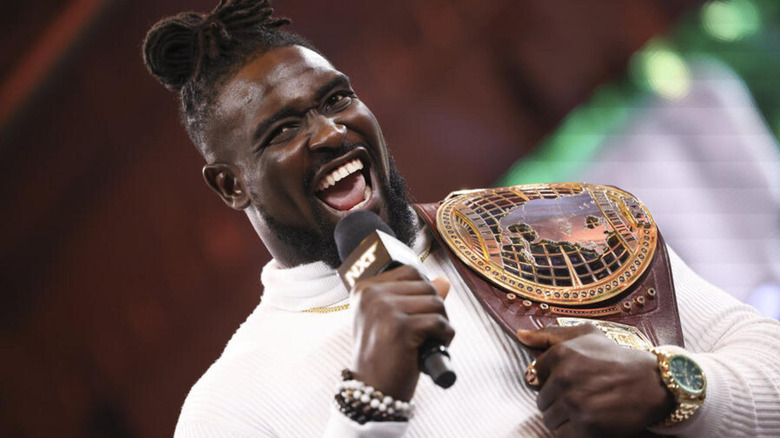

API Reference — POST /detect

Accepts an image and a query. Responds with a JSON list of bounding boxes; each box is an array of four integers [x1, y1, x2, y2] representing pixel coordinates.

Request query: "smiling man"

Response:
[[143, 1, 780, 437], [200, 43, 417, 269]]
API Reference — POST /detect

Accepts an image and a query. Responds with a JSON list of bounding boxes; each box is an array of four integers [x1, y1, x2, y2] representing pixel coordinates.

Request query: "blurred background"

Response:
[[1, 0, 778, 437]]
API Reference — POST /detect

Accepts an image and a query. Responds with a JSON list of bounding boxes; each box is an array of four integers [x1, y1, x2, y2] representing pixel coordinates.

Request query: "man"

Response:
[[143, 1, 780, 436]]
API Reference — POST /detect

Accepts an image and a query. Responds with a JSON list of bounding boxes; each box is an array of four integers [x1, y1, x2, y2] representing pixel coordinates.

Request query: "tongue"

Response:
[[317, 172, 367, 211]]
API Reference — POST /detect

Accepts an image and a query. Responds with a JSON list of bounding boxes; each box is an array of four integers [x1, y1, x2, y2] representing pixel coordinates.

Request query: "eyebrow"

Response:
[[251, 74, 352, 146], [314, 74, 351, 102]]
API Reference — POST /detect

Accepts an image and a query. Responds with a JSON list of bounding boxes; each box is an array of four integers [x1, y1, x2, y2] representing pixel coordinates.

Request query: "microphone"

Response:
[[334, 210, 456, 389]]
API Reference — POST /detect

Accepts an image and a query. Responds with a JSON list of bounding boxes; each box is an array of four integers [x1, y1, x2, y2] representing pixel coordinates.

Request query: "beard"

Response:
[[258, 153, 418, 269]]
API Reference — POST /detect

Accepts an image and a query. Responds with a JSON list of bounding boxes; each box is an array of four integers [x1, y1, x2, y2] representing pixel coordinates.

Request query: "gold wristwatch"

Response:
[[651, 348, 707, 427]]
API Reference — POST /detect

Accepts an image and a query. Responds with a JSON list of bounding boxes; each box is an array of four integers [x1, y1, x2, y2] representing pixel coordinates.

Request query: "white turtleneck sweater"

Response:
[[174, 231, 780, 437]]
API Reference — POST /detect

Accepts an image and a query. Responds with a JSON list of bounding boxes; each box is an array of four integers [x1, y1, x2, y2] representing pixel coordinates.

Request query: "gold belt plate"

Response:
[[437, 183, 657, 306], [557, 317, 653, 350]]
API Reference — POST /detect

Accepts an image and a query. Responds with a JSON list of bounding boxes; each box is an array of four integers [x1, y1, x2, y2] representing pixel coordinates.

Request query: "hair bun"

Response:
[[143, 13, 205, 92]]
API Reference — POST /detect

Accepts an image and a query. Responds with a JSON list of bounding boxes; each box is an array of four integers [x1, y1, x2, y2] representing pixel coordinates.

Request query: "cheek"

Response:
[[264, 145, 310, 188], [244, 147, 294, 186], [348, 103, 390, 166], [349, 102, 381, 136], [246, 147, 313, 215]]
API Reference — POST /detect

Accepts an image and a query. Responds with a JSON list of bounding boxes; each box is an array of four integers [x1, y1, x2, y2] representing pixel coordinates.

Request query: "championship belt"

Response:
[[415, 183, 684, 349]]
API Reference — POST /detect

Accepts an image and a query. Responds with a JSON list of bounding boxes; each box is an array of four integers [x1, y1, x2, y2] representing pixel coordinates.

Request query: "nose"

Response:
[[306, 112, 346, 151]]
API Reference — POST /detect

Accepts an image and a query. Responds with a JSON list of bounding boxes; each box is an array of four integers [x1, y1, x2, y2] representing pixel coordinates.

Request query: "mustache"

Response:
[[302, 140, 364, 192]]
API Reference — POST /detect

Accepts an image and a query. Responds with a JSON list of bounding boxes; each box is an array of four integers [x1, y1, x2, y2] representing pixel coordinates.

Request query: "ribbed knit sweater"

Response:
[[174, 231, 780, 437]]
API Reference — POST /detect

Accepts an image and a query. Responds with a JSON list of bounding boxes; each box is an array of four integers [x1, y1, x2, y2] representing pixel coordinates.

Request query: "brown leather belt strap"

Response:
[[415, 202, 684, 347]]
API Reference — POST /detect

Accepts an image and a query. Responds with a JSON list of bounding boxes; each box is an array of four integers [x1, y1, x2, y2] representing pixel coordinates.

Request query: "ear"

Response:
[[202, 163, 251, 210]]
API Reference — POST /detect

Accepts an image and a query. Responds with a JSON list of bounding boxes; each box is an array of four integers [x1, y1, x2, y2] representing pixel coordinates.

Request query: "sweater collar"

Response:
[[260, 219, 431, 312], [260, 258, 347, 312]]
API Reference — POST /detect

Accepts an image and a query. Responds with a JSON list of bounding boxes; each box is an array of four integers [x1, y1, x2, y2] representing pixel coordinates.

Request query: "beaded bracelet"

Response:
[[334, 369, 415, 424]]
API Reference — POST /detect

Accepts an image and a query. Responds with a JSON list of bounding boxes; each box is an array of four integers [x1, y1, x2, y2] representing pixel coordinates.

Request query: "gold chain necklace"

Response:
[[302, 242, 433, 314]]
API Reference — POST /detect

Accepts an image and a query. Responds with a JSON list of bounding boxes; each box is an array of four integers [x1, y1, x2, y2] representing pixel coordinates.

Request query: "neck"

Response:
[[248, 208, 342, 269]]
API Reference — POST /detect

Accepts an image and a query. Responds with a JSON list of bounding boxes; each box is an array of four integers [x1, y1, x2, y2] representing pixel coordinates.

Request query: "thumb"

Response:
[[516, 327, 556, 349], [431, 276, 450, 300], [517, 323, 598, 349]]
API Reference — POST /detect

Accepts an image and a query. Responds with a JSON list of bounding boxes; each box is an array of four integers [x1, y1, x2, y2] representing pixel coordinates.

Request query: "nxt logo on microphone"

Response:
[[344, 243, 379, 288]]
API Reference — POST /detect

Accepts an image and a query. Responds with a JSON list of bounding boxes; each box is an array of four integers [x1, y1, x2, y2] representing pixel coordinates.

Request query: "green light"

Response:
[[495, 84, 633, 186], [771, 112, 780, 139], [701, 0, 761, 42], [498, 0, 780, 189], [630, 41, 691, 100]]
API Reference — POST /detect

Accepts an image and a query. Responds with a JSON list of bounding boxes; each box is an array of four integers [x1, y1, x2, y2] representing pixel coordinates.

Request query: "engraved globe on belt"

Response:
[[436, 183, 658, 307]]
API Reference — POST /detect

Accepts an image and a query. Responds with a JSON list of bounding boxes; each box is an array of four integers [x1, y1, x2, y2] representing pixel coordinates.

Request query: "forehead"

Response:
[[214, 46, 340, 125]]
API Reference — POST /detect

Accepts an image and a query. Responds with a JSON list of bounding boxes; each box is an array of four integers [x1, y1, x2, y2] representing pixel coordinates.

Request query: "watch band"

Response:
[[651, 348, 707, 427]]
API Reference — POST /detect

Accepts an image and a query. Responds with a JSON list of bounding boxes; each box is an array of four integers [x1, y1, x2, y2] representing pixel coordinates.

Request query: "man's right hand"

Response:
[[349, 265, 454, 401]]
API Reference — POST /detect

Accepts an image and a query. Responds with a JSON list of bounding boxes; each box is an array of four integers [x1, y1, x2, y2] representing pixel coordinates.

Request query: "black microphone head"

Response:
[[334, 210, 396, 262]]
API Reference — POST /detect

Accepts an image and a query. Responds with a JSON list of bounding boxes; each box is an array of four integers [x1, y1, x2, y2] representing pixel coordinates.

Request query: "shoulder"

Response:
[[667, 245, 778, 351], [176, 303, 351, 433], [176, 305, 285, 429]]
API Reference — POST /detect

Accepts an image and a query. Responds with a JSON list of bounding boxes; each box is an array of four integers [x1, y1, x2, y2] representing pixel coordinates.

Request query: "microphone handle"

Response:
[[419, 340, 456, 388], [381, 262, 456, 389]]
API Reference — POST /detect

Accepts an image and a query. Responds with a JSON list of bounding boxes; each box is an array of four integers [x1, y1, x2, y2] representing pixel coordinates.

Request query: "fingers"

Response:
[[532, 337, 596, 391], [542, 398, 570, 432], [554, 421, 575, 438], [351, 266, 454, 345], [533, 344, 578, 395], [354, 266, 449, 298], [348, 266, 454, 401], [430, 276, 450, 300], [363, 280, 439, 297], [516, 323, 601, 350], [406, 314, 456, 347], [522, 324, 609, 393], [524, 326, 658, 437], [394, 294, 448, 319], [536, 369, 564, 410], [370, 264, 430, 283]]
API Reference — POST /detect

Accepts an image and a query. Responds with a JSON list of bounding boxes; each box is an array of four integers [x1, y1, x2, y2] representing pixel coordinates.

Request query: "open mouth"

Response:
[[314, 157, 373, 211]]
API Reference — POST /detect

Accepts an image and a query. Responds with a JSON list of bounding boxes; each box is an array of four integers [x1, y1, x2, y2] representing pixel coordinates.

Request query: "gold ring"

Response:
[[525, 360, 540, 386]]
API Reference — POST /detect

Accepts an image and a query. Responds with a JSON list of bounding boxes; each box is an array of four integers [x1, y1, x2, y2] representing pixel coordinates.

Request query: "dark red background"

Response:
[[0, 1, 700, 436]]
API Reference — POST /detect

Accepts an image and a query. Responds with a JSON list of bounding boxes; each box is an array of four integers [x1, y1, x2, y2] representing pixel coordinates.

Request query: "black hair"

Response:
[[142, 0, 317, 157]]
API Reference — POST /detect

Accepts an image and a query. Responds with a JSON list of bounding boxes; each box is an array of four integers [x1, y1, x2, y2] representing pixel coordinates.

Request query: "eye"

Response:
[[266, 122, 299, 146], [324, 91, 354, 112]]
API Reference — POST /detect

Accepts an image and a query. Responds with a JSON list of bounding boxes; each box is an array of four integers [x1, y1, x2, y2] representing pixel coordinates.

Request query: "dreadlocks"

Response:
[[142, 0, 317, 158]]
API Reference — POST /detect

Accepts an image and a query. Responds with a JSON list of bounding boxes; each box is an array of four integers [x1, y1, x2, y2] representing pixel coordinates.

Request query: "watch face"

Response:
[[669, 355, 705, 394]]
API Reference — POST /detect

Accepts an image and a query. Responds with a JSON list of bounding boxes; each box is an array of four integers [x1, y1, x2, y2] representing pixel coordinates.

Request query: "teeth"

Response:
[[316, 158, 365, 192]]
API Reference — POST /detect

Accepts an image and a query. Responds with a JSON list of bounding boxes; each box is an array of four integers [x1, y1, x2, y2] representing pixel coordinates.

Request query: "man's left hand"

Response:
[[517, 324, 675, 438]]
